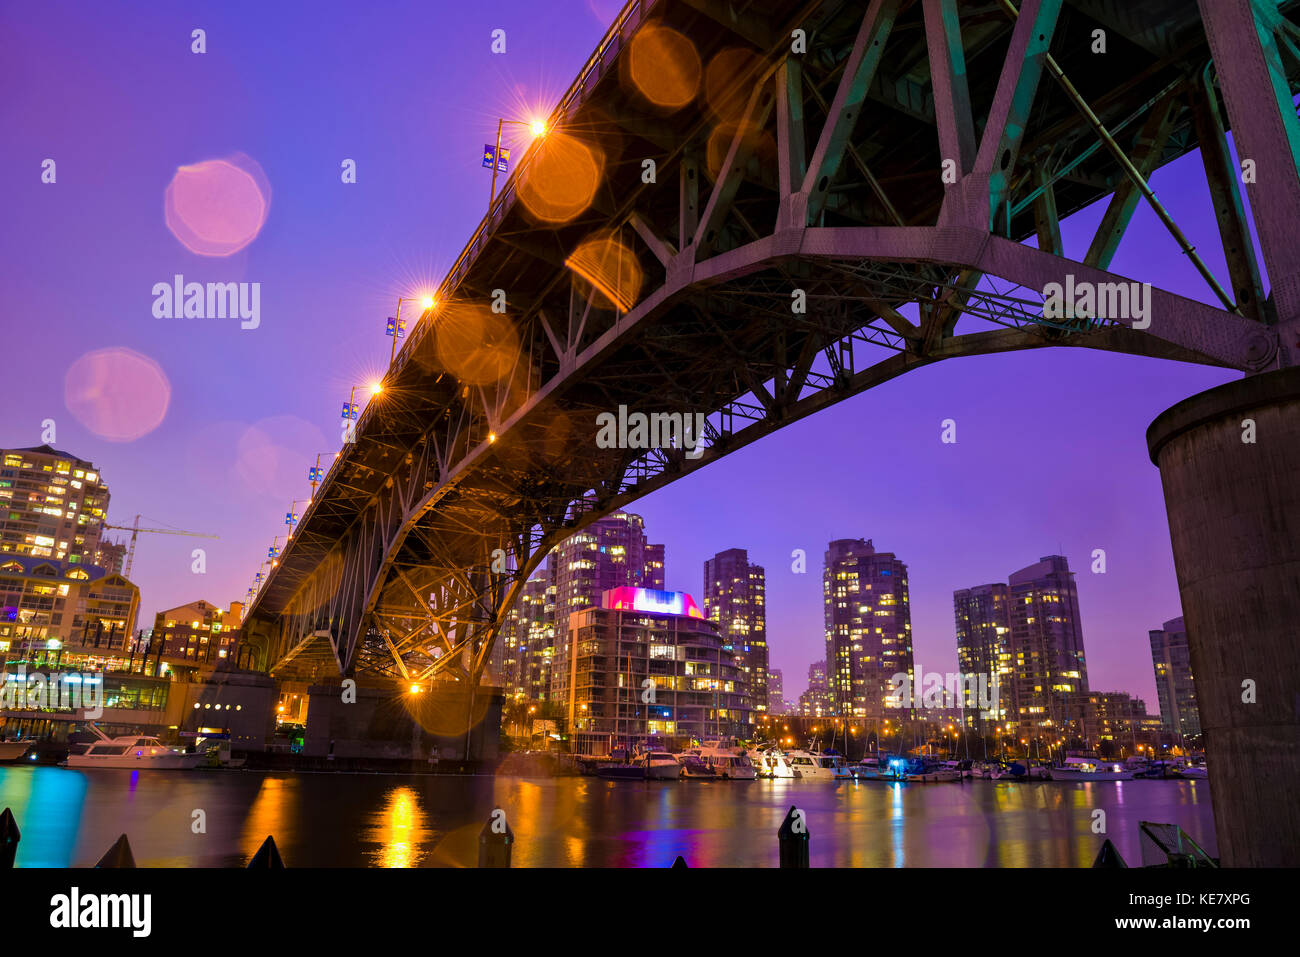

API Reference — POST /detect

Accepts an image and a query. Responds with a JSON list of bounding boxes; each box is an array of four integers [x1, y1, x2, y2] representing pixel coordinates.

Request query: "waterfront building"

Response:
[[150, 599, 244, 668], [797, 659, 835, 717], [1007, 555, 1089, 738], [0, 445, 109, 566], [1064, 690, 1155, 757], [1149, 616, 1200, 743], [703, 547, 768, 715], [768, 667, 784, 709], [953, 582, 1013, 728], [0, 555, 139, 670], [554, 586, 751, 754], [823, 538, 914, 720]]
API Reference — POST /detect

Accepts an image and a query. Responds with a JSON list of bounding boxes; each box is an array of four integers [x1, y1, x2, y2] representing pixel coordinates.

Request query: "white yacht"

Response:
[[64, 730, 204, 770], [1049, 756, 1136, 781], [688, 746, 756, 779], [0, 739, 34, 762], [645, 751, 682, 780], [784, 749, 853, 781], [754, 748, 800, 779]]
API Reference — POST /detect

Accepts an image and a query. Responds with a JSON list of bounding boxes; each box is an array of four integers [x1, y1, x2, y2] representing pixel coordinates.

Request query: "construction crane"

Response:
[[101, 514, 219, 579]]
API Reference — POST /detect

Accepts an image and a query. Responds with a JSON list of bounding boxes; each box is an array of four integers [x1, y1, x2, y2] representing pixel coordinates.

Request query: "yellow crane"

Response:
[[102, 514, 219, 578]]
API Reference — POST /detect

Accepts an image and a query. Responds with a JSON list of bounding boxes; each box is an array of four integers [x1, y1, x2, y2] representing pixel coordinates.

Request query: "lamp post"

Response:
[[387, 296, 435, 368], [487, 117, 548, 209]]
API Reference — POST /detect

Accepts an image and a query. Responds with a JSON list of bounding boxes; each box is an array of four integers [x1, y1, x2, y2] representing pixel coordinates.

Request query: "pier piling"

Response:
[[94, 834, 135, 868], [478, 808, 513, 868], [0, 808, 19, 868], [778, 805, 810, 868]]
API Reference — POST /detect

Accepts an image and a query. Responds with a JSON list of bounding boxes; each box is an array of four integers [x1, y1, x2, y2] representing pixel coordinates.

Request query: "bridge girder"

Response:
[[240, 0, 1300, 685]]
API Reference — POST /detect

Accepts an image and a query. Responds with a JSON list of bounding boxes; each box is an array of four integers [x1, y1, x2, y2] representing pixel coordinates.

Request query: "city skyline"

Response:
[[2, 1, 1238, 711]]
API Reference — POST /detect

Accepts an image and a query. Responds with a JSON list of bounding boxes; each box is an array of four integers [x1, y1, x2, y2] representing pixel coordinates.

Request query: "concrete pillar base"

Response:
[[1147, 366, 1300, 866]]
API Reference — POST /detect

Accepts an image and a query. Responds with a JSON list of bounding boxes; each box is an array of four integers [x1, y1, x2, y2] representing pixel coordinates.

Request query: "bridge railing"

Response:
[[400, 0, 656, 365], [249, 1, 657, 617]]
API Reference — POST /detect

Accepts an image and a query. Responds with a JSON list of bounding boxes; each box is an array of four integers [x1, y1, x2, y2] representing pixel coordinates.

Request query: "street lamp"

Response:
[[386, 295, 436, 368], [487, 116, 548, 208]]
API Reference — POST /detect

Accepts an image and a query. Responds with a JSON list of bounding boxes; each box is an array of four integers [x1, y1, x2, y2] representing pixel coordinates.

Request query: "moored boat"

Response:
[[784, 748, 853, 781], [0, 739, 34, 763], [1049, 756, 1136, 780], [64, 728, 204, 770]]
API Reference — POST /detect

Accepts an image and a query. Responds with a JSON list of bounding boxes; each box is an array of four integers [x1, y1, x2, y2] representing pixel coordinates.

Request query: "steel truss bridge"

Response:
[[241, 0, 1300, 689]]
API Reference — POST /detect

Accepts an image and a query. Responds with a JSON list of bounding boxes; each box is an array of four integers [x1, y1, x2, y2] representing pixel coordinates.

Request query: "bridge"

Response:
[[239, 0, 1300, 864]]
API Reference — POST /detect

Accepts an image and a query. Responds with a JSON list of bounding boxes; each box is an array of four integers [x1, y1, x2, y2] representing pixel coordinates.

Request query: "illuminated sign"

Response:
[[603, 587, 703, 619]]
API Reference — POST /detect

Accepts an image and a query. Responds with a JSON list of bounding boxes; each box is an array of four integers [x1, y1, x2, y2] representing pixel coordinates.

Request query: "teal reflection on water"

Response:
[[0, 767, 88, 867]]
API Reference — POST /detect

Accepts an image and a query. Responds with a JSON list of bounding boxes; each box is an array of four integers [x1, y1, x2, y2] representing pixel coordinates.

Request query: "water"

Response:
[[0, 766, 1215, 867]]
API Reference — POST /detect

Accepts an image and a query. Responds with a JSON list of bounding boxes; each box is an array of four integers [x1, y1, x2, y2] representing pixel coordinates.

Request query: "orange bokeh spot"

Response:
[[433, 302, 521, 386], [705, 47, 764, 123], [164, 153, 271, 257], [565, 234, 643, 314], [64, 348, 170, 442], [628, 23, 701, 110], [516, 132, 604, 224]]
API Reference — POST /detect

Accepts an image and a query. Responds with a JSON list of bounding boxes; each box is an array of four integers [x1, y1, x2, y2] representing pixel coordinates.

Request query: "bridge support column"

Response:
[[1147, 367, 1300, 866]]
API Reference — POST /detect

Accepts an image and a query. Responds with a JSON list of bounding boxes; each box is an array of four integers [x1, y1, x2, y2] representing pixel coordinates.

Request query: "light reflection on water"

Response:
[[0, 767, 1216, 868]]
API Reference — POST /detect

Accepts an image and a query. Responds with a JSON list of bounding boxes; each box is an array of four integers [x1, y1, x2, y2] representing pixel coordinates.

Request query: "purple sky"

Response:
[[2, 1, 1251, 705]]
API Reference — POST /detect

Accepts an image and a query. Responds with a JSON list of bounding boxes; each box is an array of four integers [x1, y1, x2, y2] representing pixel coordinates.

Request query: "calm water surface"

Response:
[[0, 766, 1216, 867]]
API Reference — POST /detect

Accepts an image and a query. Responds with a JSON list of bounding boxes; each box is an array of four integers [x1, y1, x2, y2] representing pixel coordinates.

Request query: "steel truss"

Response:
[[242, 0, 1300, 688]]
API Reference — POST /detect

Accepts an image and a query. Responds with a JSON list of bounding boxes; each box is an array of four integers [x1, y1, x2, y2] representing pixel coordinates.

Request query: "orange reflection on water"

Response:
[[367, 786, 428, 868], [165, 153, 271, 256], [64, 347, 170, 442], [516, 132, 604, 224], [240, 775, 299, 864]]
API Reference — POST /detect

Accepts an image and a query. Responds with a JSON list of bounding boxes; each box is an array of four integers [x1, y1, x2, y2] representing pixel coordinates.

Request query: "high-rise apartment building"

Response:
[[798, 659, 835, 717], [555, 587, 751, 753], [0, 446, 109, 565], [768, 667, 784, 709], [1007, 555, 1089, 737], [547, 511, 665, 625], [953, 583, 1013, 726], [1149, 616, 1200, 742], [823, 539, 913, 720], [502, 576, 557, 700], [703, 547, 767, 715]]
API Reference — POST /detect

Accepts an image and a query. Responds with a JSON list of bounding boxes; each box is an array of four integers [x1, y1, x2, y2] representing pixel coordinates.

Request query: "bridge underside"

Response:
[[241, 0, 1300, 687]]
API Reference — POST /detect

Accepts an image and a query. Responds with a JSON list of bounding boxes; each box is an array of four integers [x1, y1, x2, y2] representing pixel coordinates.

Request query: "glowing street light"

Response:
[[487, 115, 550, 208], [387, 295, 437, 367]]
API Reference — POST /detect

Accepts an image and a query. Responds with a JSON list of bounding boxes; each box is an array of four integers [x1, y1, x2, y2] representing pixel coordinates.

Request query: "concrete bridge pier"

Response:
[[1147, 367, 1300, 866]]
